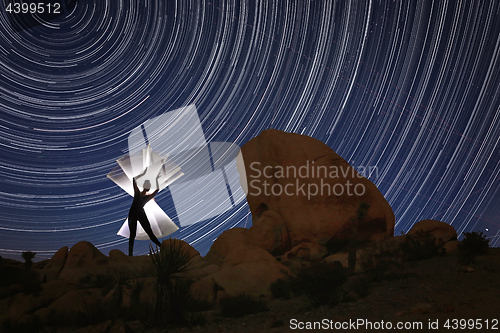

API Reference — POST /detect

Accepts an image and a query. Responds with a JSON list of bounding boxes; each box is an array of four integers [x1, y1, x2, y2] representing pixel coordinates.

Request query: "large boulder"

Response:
[[193, 245, 289, 301], [57, 241, 109, 283], [283, 242, 328, 262], [0, 280, 77, 323], [407, 220, 457, 244], [42, 246, 68, 282], [41, 288, 103, 322], [205, 228, 249, 265], [208, 129, 395, 261], [107, 249, 155, 278]]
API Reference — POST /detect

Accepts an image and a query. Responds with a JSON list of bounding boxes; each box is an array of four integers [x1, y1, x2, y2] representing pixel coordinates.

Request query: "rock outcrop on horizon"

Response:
[[407, 219, 457, 244]]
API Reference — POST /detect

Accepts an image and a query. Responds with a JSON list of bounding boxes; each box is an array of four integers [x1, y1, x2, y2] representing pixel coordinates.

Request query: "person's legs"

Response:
[[128, 215, 138, 256], [138, 214, 162, 248]]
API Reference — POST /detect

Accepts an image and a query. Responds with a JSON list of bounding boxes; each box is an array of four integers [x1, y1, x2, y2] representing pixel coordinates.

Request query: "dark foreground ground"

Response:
[[2, 247, 498, 333], [67, 248, 500, 333], [177, 249, 499, 333]]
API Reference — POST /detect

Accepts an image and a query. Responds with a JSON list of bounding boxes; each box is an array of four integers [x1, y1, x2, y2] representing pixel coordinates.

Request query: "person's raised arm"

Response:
[[150, 173, 161, 199], [133, 168, 148, 193], [132, 177, 139, 193]]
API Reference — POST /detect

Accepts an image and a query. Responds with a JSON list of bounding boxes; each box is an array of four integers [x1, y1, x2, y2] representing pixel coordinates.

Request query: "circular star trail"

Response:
[[0, 0, 499, 261]]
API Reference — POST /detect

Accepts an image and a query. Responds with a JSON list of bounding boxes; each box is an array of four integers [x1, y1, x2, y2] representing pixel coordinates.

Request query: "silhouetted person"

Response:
[[128, 169, 162, 256]]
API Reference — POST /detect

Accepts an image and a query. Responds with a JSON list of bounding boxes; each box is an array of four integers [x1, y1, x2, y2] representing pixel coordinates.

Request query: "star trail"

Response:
[[0, 0, 499, 261]]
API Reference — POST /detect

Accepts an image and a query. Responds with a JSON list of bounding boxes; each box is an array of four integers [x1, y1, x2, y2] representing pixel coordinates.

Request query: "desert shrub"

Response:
[[213, 281, 225, 294], [71, 300, 130, 328], [399, 230, 444, 261], [269, 262, 349, 305], [86, 270, 133, 302], [21, 270, 42, 295], [458, 231, 490, 264], [1, 315, 44, 333], [125, 299, 155, 323], [270, 277, 292, 300], [77, 302, 110, 326], [359, 241, 404, 282], [290, 261, 348, 306], [458, 250, 475, 264], [190, 297, 213, 312], [0, 266, 41, 298], [0, 265, 25, 288], [79, 273, 116, 297], [325, 238, 350, 255], [460, 231, 490, 255], [343, 274, 371, 299], [79, 270, 133, 309], [219, 295, 268, 318]]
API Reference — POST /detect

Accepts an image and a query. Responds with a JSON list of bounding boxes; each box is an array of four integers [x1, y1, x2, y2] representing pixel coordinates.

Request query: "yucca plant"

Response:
[[129, 279, 145, 310], [149, 240, 193, 327], [111, 270, 131, 308]]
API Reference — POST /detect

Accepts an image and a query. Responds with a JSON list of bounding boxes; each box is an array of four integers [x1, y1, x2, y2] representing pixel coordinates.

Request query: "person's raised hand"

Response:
[[135, 167, 148, 179]]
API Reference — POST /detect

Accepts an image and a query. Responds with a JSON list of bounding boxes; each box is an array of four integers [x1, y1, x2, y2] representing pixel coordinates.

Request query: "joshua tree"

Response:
[[348, 202, 370, 274], [22, 251, 36, 270]]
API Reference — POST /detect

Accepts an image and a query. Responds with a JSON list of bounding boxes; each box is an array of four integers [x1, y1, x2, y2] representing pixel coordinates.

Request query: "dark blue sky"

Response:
[[0, 0, 499, 261]]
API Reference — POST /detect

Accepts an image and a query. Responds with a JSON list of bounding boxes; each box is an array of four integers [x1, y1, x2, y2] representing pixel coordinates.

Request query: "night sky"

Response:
[[1, 0, 499, 262]]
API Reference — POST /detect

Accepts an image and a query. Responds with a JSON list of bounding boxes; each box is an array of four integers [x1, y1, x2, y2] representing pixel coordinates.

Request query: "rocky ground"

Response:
[[2, 246, 495, 333], [159, 248, 499, 333]]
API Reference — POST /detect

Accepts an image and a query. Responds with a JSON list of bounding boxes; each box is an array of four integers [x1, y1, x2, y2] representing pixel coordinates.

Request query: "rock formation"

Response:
[[41, 246, 68, 282], [192, 245, 290, 302], [407, 219, 457, 244], [206, 129, 395, 264]]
